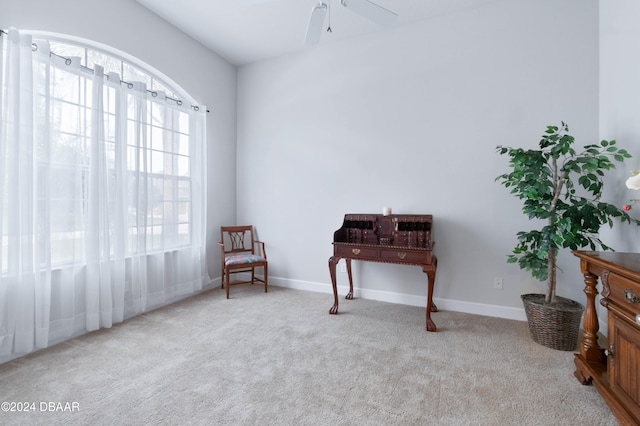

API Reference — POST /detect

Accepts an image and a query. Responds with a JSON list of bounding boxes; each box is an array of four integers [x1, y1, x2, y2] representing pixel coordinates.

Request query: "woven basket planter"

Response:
[[521, 293, 584, 351]]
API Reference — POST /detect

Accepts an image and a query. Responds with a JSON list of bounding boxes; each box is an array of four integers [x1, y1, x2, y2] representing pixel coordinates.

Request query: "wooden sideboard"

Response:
[[328, 214, 438, 331], [572, 251, 640, 425]]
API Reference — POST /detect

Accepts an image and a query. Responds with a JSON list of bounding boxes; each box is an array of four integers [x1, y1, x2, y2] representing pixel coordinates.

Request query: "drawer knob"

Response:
[[624, 289, 639, 304], [352, 248, 361, 255], [606, 343, 615, 366]]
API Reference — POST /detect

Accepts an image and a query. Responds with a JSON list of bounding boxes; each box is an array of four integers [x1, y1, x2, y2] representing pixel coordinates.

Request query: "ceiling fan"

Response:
[[305, 0, 398, 45]]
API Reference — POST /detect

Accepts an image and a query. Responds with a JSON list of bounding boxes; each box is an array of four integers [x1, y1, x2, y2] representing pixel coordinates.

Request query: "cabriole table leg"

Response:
[[328, 256, 340, 314]]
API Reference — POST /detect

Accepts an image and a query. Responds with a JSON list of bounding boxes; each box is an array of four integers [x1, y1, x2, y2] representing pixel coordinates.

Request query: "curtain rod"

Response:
[[1, 29, 209, 113]]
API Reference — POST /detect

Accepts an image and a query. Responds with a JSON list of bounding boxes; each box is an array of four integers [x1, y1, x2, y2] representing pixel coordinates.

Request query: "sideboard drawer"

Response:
[[607, 272, 640, 317]]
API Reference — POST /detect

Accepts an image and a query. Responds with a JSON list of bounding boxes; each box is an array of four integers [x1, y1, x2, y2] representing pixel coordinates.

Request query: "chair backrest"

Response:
[[220, 226, 256, 255]]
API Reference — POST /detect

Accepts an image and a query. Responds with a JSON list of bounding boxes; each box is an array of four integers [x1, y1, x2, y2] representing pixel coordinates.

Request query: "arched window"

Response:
[[0, 28, 208, 359]]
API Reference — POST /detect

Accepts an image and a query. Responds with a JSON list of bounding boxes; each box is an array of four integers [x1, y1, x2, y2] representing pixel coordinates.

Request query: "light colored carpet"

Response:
[[0, 285, 617, 425]]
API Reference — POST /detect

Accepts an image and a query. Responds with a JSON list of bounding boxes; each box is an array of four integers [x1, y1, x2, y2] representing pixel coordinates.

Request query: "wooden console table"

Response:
[[572, 251, 640, 425], [328, 214, 438, 331]]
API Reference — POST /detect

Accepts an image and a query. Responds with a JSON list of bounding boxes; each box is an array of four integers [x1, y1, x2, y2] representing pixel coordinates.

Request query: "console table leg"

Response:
[[423, 258, 437, 332], [425, 279, 436, 331], [328, 256, 340, 314], [345, 258, 354, 300]]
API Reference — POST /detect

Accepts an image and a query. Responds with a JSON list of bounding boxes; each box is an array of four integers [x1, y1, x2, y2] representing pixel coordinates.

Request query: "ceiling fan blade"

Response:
[[305, 2, 328, 45], [340, 0, 397, 27]]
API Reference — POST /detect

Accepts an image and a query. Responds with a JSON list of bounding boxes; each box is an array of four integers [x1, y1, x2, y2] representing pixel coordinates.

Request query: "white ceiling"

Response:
[[135, 0, 501, 66]]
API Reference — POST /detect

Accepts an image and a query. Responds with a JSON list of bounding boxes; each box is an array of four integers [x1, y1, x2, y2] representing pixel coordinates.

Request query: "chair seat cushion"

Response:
[[225, 254, 266, 266]]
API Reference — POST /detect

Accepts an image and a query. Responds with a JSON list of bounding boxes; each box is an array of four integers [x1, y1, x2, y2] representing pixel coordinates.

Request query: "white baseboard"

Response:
[[266, 275, 528, 322]]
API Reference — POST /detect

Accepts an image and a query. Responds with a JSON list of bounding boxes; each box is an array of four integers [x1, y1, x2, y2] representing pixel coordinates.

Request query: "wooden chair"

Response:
[[218, 226, 268, 299]]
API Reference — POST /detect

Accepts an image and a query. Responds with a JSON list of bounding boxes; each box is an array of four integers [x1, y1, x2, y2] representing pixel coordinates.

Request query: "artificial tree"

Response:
[[496, 122, 636, 305]]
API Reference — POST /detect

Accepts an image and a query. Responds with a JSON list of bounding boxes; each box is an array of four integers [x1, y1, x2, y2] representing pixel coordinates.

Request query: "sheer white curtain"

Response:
[[0, 28, 51, 355], [0, 28, 208, 359]]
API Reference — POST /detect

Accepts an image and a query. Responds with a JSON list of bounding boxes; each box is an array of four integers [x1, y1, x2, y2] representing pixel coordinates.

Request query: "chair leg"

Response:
[[264, 263, 268, 293], [226, 269, 230, 299], [221, 262, 225, 289]]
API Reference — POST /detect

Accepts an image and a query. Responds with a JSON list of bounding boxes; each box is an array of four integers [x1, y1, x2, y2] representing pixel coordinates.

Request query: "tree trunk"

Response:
[[546, 245, 556, 304], [545, 156, 564, 305]]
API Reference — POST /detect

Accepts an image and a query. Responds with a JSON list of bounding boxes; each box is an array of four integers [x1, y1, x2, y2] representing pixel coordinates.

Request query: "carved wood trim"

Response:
[[601, 269, 611, 299]]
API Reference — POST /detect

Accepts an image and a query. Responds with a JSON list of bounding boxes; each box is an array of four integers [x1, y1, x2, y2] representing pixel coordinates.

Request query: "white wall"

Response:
[[237, 0, 601, 318], [0, 0, 238, 279], [598, 0, 640, 327], [600, 0, 640, 250], [5, 0, 630, 323]]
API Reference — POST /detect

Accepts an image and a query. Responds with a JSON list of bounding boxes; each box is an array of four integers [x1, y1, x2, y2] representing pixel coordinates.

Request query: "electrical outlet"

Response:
[[494, 277, 503, 290], [340, 262, 347, 273]]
